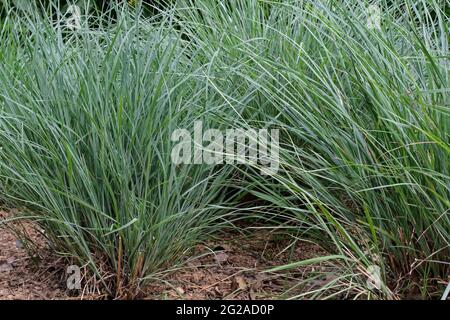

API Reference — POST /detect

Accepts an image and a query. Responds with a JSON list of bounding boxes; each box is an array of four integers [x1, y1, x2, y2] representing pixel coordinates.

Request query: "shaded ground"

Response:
[[0, 210, 325, 300]]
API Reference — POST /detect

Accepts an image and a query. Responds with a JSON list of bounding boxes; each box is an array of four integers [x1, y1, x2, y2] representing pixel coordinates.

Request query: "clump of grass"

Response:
[[0, 4, 237, 297], [174, 0, 449, 298]]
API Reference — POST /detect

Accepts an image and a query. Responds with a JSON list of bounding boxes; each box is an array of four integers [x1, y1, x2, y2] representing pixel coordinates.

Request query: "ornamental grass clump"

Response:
[[0, 0, 448, 299], [0, 5, 237, 297]]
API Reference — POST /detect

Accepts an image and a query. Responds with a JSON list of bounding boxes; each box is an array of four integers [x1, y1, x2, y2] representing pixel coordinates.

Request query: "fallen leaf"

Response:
[[0, 263, 13, 272], [175, 287, 185, 295], [235, 276, 248, 290], [214, 252, 229, 264], [15, 239, 23, 249]]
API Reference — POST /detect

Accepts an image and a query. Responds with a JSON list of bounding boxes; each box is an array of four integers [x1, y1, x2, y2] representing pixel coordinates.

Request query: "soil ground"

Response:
[[0, 210, 325, 300], [0, 210, 67, 299]]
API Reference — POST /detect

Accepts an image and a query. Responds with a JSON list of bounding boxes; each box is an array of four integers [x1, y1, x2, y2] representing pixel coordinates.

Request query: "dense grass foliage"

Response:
[[0, 5, 238, 297], [173, 0, 449, 298], [0, 0, 448, 299]]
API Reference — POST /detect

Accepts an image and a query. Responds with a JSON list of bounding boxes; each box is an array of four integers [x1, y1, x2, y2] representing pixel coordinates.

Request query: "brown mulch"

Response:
[[0, 210, 326, 300], [0, 210, 68, 300], [144, 228, 326, 300]]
